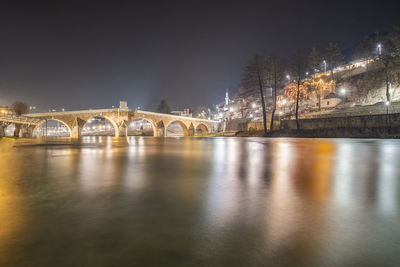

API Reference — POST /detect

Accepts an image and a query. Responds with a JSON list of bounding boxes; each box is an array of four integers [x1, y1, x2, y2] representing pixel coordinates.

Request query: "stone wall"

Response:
[[279, 113, 400, 137], [248, 119, 280, 132], [224, 118, 251, 132]]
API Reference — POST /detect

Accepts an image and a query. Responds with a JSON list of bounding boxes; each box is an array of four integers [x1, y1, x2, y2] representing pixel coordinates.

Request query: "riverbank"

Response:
[[232, 126, 400, 138]]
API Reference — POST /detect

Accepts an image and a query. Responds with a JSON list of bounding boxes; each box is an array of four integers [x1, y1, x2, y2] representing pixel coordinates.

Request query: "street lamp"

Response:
[[340, 88, 346, 108], [286, 75, 290, 82], [323, 60, 327, 72], [377, 44, 382, 56]]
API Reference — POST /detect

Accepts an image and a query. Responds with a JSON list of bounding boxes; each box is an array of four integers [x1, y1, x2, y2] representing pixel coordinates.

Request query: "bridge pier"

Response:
[[14, 124, 21, 137], [70, 117, 86, 138], [188, 125, 194, 136], [0, 123, 5, 137], [117, 125, 127, 137], [71, 125, 82, 138], [20, 125, 34, 138]]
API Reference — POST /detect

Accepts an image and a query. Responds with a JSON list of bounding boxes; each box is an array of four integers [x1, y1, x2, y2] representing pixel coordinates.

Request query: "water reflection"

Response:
[[0, 137, 399, 266]]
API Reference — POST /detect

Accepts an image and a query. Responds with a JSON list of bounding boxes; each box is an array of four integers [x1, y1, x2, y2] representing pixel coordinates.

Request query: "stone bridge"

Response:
[[21, 108, 219, 138], [0, 115, 42, 137]]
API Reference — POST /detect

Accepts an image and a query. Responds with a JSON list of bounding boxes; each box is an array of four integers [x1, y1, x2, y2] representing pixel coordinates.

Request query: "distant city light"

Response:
[[377, 44, 382, 55]]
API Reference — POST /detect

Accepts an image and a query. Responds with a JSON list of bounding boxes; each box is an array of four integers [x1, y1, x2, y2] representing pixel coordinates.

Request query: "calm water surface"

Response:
[[0, 137, 399, 267]]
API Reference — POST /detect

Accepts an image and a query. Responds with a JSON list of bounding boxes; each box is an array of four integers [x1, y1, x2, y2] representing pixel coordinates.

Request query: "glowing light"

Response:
[[385, 101, 390, 106], [252, 103, 257, 108], [377, 44, 382, 55], [341, 88, 346, 95]]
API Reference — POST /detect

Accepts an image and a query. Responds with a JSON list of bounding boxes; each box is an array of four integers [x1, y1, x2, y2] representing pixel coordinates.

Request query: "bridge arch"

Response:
[[195, 123, 209, 135], [33, 119, 72, 137], [82, 116, 119, 136], [165, 120, 189, 136], [128, 118, 156, 136], [4, 123, 16, 137]]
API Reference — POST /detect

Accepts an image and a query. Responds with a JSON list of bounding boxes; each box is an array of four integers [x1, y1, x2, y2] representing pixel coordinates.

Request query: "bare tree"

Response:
[[240, 55, 268, 135], [380, 26, 400, 102], [265, 55, 283, 132], [11, 101, 28, 116], [194, 106, 207, 118], [290, 50, 308, 130]]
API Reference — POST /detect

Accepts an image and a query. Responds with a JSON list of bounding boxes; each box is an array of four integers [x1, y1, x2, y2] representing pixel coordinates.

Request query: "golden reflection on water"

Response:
[[0, 137, 399, 266], [0, 148, 27, 263]]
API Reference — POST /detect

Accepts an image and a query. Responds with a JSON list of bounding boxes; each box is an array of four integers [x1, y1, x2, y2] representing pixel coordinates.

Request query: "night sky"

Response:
[[1, 1, 400, 111]]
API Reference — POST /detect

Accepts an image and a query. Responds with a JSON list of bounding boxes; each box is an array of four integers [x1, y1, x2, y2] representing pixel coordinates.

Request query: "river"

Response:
[[0, 137, 399, 266]]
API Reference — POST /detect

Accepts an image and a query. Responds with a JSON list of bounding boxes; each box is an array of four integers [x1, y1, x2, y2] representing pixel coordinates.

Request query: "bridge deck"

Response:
[[0, 115, 42, 125]]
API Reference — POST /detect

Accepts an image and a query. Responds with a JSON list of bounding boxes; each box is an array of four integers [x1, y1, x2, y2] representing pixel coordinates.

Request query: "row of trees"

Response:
[[240, 47, 337, 135], [240, 26, 400, 135]]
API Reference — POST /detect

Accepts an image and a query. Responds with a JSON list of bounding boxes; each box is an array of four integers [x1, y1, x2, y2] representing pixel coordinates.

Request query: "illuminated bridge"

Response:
[[12, 108, 219, 138]]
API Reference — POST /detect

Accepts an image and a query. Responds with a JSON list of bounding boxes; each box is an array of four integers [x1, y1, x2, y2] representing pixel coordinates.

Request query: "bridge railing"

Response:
[[0, 114, 42, 125], [25, 108, 130, 117], [135, 110, 219, 123], [25, 108, 219, 123]]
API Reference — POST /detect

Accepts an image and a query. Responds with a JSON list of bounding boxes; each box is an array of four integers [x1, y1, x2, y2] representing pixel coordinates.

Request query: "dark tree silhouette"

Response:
[[325, 43, 344, 89], [308, 47, 322, 77], [289, 50, 308, 130], [240, 55, 268, 135], [11, 101, 28, 116], [157, 99, 172, 114], [264, 55, 284, 132], [354, 35, 374, 70]]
